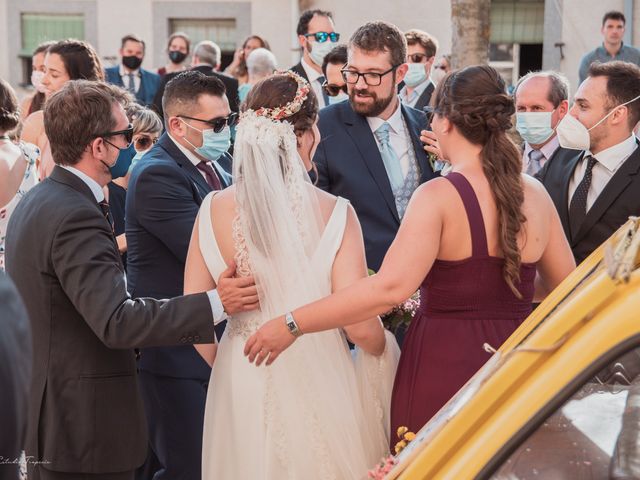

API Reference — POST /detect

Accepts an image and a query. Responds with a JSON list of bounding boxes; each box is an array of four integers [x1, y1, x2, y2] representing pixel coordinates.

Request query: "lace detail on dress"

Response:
[[225, 315, 261, 339], [232, 214, 253, 278]]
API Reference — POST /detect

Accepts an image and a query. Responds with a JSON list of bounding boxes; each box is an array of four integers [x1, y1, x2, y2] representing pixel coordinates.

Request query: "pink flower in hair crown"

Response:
[[251, 71, 311, 120]]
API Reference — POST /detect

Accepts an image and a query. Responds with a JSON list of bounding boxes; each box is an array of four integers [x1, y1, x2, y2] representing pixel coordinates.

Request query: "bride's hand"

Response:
[[244, 316, 296, 366]]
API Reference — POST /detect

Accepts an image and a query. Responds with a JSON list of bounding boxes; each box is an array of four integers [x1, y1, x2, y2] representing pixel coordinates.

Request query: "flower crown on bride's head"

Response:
[[245, 71, 311, 121]]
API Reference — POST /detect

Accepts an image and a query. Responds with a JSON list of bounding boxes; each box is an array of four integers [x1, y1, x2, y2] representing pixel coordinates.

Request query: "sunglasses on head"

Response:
[[178, 112, 239, 133], [96, 124, 134, 149], [407, 53, 429, 63], [304, 31, 340, 43], [322, 81, 348, 97], [134, 135, 158, 151]]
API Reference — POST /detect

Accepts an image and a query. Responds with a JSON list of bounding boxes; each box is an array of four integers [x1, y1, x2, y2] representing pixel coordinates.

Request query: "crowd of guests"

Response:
[[0, 6, 639, 480]]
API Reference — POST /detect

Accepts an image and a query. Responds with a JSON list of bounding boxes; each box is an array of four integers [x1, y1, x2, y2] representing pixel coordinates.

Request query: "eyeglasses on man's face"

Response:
[[96, 124, 134, 150], [304, 31, 340, 43], [341, 65, 400, 87], [322, 81, 348, 97], [178, 112, 239, 133]]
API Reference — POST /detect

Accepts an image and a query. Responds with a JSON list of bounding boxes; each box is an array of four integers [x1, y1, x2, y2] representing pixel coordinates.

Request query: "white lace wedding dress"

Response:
[[197, 192, 400, 480]]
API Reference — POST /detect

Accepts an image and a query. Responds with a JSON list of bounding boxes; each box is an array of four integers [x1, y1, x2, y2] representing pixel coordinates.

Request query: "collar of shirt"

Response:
[[168, 133, 204, 168], [586, 134, 638, 173], [366, 101, 404, 136], [523, 134, 560, 162], [59, 165, 105, 202], [301, 57, 323, 83], [119, 64, 140, 77], [597, 42, 625, 58], [399, 78, 431, 106]]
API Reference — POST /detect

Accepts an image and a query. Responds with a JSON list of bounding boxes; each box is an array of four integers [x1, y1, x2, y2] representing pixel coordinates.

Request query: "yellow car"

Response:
[[390, 217, 640, 480]]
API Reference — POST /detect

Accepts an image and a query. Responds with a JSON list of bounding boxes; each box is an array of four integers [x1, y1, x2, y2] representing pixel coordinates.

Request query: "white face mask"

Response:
[[557, 93, 640, 150], [516, 111, 555, 146], [308, 40, 335, 67], [431, 66, 446, 85], [328, 91, 348, 105], [31, 70, 46, 93]]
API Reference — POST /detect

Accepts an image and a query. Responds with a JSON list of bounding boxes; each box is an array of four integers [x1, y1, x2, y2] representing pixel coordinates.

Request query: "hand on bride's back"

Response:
[[217, 261, 260, 314]]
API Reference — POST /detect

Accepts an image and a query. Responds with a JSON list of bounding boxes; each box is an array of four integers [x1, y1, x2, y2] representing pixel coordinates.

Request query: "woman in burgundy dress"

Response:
[[248, 65, 575, 440]]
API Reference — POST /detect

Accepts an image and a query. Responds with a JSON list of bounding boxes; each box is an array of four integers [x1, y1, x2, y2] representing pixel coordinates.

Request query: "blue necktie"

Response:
[[127, 73, 136, 94], [526, 149, 544, 175], [374, 122, 404, 192]]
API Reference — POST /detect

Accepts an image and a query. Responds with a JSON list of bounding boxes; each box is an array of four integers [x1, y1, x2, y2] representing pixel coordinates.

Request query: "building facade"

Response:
[[0, 0, 638, 97]]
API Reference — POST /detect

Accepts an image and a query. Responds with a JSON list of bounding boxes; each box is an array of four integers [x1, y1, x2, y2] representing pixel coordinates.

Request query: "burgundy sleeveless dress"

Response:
[[390, 172, 536, 437]]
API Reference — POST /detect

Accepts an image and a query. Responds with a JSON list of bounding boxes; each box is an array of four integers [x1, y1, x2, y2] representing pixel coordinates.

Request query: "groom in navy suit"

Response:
[[314, 21, 438, 272], [126, 71, 256, 480]]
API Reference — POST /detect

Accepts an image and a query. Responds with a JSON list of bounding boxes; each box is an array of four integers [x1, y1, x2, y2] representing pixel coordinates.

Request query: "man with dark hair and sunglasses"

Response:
[[290, 9, 340, 108], [314, 22, 438, 313], [125, 70, 255, 480], [399, 29, 439, 111], [321, 44, 348, 105], [5, 79, 233, 479]]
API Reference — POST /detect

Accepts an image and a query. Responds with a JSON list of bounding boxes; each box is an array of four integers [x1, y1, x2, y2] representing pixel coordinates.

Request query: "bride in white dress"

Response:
[[184, 72, 399, 479]]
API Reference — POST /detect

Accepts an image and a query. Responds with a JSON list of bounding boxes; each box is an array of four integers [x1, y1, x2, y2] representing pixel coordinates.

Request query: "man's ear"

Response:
[[395, 63, 408, 85], [167, 116, 185, 137]]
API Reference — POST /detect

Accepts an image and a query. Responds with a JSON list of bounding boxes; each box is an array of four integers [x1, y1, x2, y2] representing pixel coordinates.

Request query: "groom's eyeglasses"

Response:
[[178, 113, 239, 133]]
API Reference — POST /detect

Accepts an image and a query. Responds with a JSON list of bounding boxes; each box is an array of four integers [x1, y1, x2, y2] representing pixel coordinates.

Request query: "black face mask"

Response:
[[168, 50, 187, 64], [122, 55, 143, 70]]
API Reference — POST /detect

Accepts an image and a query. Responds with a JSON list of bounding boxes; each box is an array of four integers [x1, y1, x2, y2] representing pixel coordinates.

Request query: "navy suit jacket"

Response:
[[536, 142, 640, 265], [105, 65, 161, 106], [314, 101, 437, 271], [126, 133, 231, 379]]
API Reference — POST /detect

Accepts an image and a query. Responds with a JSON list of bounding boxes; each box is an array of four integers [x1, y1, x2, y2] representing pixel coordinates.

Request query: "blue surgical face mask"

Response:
[[308, 40, 335, 67], [328, 91, 349, 105], [110, 143, 136, 179], [516, 111, 556, 146], [181, 119, 231, 162], [404, 63, 428, 88]]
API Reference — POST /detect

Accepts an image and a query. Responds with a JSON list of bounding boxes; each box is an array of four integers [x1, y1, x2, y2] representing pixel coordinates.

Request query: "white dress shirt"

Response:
[[568, 134, 638, 211], [367, 102, 411, 177], [522, 135, 560, 173], [301, 57, 327, 108], [61, 163, 226, 330], [119, 64, 141, 93], [398, 79, 432, 108]]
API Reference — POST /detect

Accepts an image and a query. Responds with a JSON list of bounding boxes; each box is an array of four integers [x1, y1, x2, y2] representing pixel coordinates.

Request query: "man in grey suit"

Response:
[[0, 271, 31, 480], [4, 80, 249, 480]]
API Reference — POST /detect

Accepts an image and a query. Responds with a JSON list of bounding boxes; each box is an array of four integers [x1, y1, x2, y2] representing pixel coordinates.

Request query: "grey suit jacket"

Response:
[[4, 166, 215, 474]]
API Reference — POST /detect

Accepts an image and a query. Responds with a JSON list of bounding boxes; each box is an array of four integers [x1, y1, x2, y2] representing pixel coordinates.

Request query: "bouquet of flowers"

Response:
[[368, 269, 421, 336]]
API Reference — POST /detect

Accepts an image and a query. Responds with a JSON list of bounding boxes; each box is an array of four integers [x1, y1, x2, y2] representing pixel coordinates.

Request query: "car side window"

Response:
[[492, 347, 640, 479]]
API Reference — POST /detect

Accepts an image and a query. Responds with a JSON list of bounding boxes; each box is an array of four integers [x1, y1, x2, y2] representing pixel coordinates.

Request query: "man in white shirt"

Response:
[[290, 9, 341, 108], [5, 79, 234, 480], [537, 61, 640, 264], [513, 70, 570, 175], [399, 29, 438, 111]]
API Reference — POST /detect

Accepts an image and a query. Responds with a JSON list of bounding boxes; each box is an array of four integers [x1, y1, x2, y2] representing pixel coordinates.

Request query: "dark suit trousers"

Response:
[[135, 370, 208, 480], [29, 466, 133, 480]]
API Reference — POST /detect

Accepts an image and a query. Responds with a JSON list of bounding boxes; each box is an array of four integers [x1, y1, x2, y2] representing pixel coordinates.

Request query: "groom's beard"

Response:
[[349, 85, 396, 118]]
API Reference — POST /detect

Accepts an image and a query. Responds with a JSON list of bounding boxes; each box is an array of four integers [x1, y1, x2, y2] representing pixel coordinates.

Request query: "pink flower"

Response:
[[367, 455, 397, 479]]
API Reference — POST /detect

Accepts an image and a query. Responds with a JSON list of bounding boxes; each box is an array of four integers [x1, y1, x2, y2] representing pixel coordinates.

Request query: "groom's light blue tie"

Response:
[[374, 122, 404, 192]]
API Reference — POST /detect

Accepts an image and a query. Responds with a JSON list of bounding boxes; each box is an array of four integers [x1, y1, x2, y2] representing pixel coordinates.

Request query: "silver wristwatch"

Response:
[[284, 312, 303, 338]]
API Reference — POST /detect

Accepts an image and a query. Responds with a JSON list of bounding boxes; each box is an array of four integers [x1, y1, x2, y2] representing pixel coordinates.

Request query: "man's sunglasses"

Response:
[[178, 113, 239, 133], [96, 124, 134, 149], [134, 135, 159, 151], [322, 81, 348, 97], [407, 53, 430, 63], [304, 32, 340, 43]]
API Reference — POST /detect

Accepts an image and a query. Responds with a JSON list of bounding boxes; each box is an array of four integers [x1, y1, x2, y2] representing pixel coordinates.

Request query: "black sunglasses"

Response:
[[178, 113, 238, 133], [407, 53, 430, 63], [134, 135, 159, 151], [304, 31, 340, 43], [322, 81, 348, 97], [96, 124, 134, 149]]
